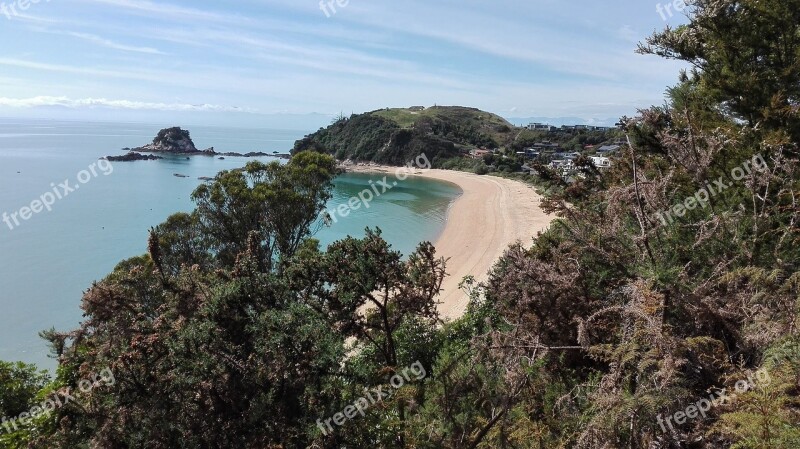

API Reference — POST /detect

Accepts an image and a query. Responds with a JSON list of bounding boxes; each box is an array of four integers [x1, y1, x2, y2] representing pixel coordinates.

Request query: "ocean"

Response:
[[0, 118, 460, 369]]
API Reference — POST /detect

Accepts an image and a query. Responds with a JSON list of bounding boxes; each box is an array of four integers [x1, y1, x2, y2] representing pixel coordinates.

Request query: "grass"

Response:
[[372, 106, 518, 147], [372, 108, 425, 128]]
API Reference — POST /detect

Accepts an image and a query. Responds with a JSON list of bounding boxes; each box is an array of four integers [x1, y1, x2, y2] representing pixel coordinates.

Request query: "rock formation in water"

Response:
[[104, 152, 164, 162], [134, 127, 205, 154]]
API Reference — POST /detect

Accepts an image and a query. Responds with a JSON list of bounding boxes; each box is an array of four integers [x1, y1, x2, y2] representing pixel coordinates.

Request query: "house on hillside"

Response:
[[590, 156, 612, 169], [554, 152, 580, 160], [527, 122, 552, 131], [548, 159, 575, 178], [518, 148, 540, 158], [532, 141, 561, 152], [470, 149, 493, 159], [558, 124, 613, 132], [409, 106, 426, 112]]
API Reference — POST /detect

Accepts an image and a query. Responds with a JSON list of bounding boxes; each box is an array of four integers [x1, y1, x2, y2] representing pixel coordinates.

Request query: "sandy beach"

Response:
[[343, 164, 553, 320]]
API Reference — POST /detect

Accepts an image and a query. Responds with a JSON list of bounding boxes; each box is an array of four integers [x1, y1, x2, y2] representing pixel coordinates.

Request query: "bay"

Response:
[[0, 119, 460, 369]]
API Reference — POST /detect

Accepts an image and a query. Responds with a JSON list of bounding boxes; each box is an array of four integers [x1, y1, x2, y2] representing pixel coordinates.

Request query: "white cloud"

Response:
[[617, 25, 640, 43], [0, 0, 687, 119], [0, 96, 254, 112], [13, 12, 61, 24], [65, 32, 166, 54], [80, 0, 249, 24], [0, 57, 160, 80]]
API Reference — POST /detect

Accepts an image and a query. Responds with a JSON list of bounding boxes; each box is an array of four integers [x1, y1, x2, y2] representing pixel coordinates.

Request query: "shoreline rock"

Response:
[[134, 127, 199, 153], [111, 127, 294, 161], [104, 152, 164, 162]]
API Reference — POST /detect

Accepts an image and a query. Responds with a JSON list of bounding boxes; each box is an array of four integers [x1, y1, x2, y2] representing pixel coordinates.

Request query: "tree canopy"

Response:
[[2, 1, 800, 448]]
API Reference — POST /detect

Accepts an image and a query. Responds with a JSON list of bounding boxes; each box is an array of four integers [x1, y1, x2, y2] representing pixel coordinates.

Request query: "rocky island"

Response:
[[105, 152, 164, 162], [105, 126, 289, 161], [133, 127, 209, 154]]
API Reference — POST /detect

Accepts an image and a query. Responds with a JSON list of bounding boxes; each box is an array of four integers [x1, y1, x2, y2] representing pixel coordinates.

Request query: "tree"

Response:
[[189, 151, 338, 270], [0, 362, 50, 448], [0, 362, 49, 420], [639, 0, 800, 140], [301, 229, 446, 447], [28, 160, 449, 448]]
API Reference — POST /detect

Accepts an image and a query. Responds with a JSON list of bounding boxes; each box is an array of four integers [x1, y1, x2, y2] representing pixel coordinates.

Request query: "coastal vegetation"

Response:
[[1, 1, 799, 448], [293, 109, 463, 166], [292, 105, 622, 169], [511, 127, 621, 153], [291, 105, 620, 190]]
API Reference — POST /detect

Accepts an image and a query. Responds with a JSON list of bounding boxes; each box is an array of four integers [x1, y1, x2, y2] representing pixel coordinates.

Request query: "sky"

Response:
[[0, 0, 690, 129]]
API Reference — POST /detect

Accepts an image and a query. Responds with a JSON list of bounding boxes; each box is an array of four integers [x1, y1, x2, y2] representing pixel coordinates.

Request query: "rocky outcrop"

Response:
[[104, 152, 164, 162], [135, 127, 199, 153], [128, 127, 287, 158], [217, 151, 273, 157]]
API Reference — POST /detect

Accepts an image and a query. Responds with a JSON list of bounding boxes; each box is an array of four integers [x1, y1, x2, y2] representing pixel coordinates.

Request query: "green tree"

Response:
[[190, 151, 338, 270], [28, 154, 452, 448], [639, 0, 800, 140], [0, 362, 49, 422], [0, 362, 50, 448]]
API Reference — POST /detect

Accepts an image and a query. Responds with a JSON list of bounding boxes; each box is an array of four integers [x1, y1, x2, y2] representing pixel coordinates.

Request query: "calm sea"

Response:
[[0, 119, 460, 369]]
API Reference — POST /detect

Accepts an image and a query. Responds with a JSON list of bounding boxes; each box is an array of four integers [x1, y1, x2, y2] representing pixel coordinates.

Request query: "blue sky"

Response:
[[0, 0, 689, 128]]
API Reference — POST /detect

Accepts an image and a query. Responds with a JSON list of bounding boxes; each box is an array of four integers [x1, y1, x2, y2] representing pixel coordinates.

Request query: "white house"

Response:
[[590, 156, 611, 169], [528, 122, 551, 131]]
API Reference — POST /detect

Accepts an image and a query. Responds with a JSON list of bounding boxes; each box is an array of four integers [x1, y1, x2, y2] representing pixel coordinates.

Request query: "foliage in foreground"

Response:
[[2, 1, 800, 448]]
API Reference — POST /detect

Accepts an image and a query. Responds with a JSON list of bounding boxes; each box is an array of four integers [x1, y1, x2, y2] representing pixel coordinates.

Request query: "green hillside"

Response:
[[292, 106, 516, 165], [372, 106, 514, 141]]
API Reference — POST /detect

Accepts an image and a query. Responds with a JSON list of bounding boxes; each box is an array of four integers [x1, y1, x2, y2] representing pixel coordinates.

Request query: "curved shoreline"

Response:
[[342, 166, 554, 320]]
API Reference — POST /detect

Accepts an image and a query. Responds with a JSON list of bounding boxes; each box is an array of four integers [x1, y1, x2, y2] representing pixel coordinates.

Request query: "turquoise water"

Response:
[[0, 119, 460, 369]]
